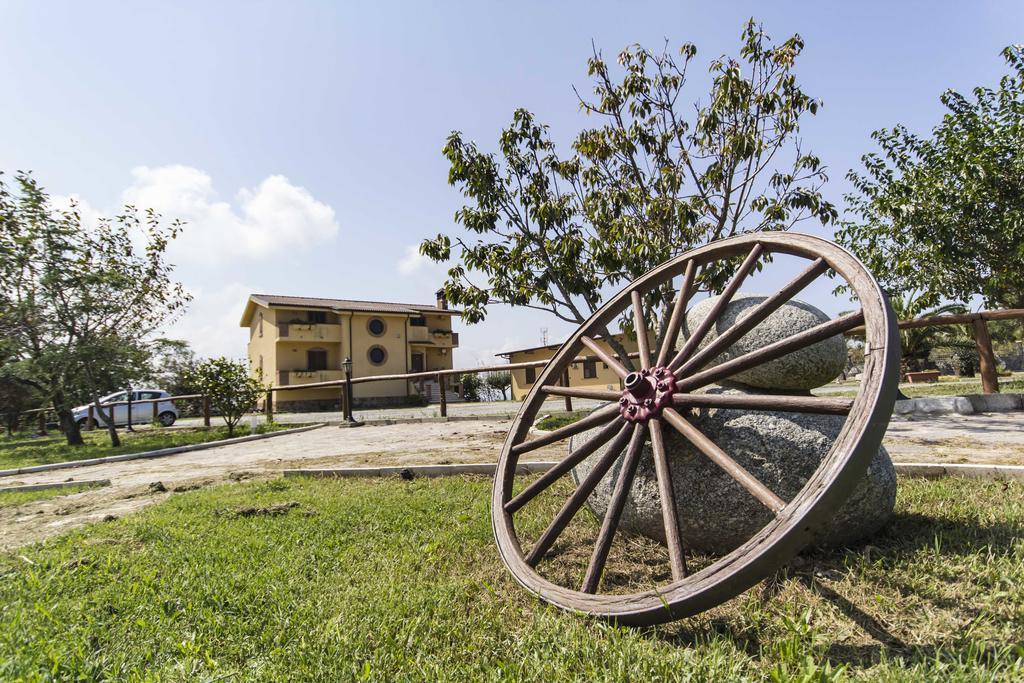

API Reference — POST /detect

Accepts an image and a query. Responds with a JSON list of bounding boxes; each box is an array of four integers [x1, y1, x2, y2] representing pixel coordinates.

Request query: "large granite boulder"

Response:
[[569, 389, 896, 554], [680, 293, 846, 392]]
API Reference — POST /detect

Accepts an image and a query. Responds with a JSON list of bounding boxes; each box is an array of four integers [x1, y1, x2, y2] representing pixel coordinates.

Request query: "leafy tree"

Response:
[[888, 292, 967, 377], [146, 338, 202, 414], [838, 45, 1024, 310], [486, 371, 512, 401], [188, 358, 265, 436], [0, 360, 42, 436], [421, 21, 835, 366], [0, 171, 189, 446], [460, 373, 483, 402]]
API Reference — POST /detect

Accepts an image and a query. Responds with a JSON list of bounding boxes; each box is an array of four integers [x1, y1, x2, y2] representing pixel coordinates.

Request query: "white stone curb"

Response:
[[284, 461, 558, 479], [0, 479, 111, 494], [893, 393, 1023, 417], [0, 424, 326, 478], [894, 462, 1024, 481], [286, 461, 1024, 483]]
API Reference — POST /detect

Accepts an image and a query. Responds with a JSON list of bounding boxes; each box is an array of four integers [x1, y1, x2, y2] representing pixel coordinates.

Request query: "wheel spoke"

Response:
[[676, 257, 829, 377], [524, 422, 634, 567], [675, 310, 865, 392], [581, 336, 629, 379], [511, 403, 620, 456], [669, 243, 764, 371], [541, 385, 621, 401], [631, 290, 653, 370], [661, 407, 785, 513], [581, 423, 648, 593], [672, 393, 853, 415], [656, 260, 698, 368], [649, 418, 688, 580], [505, 417, 624, 514]]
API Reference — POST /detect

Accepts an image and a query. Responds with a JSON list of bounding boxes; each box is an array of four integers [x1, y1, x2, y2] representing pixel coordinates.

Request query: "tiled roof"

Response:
[[249, 294, 459, 315], [497, 333, 622, 357]]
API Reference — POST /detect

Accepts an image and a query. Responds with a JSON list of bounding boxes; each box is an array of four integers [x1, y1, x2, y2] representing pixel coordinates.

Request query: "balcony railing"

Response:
[[276, 323, 342, 342], [408, 326, 430, 343], [277, 369, 345, 386]]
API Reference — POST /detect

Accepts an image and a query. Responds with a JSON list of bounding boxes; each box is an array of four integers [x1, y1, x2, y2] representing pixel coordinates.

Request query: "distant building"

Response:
[[240, 292, 460, 410], [498, 333, 639, 401]]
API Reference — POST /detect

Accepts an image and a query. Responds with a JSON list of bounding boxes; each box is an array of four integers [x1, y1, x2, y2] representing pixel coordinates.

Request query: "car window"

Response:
[[102, 392, 126, 403], [138, 391, 162, 400]]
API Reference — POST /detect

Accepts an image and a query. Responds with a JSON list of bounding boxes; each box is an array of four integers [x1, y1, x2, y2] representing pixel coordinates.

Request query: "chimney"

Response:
[[436, 289, 448, 310]]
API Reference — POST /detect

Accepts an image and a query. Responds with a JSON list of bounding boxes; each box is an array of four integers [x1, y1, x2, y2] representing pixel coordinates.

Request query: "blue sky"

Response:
[[1, 1, 1020, 365]]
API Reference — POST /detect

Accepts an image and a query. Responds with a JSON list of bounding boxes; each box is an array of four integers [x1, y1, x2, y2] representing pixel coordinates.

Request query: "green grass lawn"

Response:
[[1, 475, 1021, 680], [535, 411, 590, 431], [0, 422, 298, 471], [0, 482, 108, 509], [817, 378, 1024, 399]]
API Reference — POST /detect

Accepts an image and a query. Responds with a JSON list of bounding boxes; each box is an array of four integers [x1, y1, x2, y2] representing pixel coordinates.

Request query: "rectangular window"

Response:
[[583, 359, 597, 379], [410, 316, 427, 327], [307, 349, 328, 371], [524, 366, 536, 384], [307, 310, 327, 324]]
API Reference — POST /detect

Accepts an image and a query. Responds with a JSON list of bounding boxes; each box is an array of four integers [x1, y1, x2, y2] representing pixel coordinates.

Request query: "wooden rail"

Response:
[[848, 308, 1024, 394]]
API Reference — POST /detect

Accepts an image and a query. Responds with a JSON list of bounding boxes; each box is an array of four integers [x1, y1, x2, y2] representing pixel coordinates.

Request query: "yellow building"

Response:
[[240, 292, 460, 410], [498, 334, 639, 401]]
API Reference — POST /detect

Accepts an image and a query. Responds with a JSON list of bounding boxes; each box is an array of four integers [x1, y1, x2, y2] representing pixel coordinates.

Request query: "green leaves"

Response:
[[838, 45, 1024, 310], [422, 21, 833, 357], [0, 171, 191, 441], [187, 358, 266, 436]]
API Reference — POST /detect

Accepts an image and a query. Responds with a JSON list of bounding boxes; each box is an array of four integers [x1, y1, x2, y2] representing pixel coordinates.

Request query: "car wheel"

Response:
[[158, 411, 176, 427]]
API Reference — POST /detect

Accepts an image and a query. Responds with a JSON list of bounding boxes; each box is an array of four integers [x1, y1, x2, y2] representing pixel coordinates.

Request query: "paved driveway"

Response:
[[4, 410, 1022, 550]]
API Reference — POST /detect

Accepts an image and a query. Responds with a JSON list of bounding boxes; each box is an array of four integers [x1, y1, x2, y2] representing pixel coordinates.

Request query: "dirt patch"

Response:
[[222, 501, 299, 518], [5, 414, 1021, 551], [0, 420, 538, 549]]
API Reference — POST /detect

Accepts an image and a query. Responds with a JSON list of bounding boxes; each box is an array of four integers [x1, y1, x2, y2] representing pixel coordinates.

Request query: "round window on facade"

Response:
[[368, 345, 388, 366], [367, 318, 387, 336]]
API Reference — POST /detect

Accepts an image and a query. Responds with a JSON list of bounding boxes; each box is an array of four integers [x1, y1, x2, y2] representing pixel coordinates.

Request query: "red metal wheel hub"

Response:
[[618, 366, 676, 423]]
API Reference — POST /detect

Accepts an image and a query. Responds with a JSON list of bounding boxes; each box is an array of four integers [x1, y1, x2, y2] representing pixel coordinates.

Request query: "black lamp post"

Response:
[[341, 356, 361, 426]]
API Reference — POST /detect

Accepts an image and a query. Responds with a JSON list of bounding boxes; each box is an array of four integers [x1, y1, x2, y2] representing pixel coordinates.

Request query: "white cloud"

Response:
[[396, 243, 433, 275], [122, 165, 339, 264], [161, 280, 255, 359]]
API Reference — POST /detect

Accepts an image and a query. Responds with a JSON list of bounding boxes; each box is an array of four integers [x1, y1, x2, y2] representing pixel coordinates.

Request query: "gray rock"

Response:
[[679, 293, 846, 391], [570, 392, 896, 554]]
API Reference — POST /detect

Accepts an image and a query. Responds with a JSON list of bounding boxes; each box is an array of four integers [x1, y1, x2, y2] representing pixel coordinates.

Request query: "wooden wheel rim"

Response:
[[491, 232, 899, 625]]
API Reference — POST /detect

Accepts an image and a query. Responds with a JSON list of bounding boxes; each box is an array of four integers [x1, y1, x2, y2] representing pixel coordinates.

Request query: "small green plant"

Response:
[[187, 358, 267, 437]]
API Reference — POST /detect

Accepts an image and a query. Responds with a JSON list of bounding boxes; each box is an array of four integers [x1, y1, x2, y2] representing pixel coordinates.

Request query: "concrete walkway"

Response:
[[4, 411, 1022, 550]]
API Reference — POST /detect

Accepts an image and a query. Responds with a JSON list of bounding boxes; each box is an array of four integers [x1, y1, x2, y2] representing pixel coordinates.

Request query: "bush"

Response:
[[187, 358, 266, 436]]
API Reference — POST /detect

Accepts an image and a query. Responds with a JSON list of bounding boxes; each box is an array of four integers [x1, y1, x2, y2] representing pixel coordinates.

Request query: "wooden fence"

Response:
[[849, 308, 1024, 394], [8, 308, 1023, 429]]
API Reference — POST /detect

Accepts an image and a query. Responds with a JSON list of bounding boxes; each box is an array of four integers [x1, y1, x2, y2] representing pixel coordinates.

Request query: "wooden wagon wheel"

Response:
[[491, 232, 899, 626]]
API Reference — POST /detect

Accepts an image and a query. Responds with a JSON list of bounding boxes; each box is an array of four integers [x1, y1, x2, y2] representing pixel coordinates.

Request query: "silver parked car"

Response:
[[73, 389, 178, 429]]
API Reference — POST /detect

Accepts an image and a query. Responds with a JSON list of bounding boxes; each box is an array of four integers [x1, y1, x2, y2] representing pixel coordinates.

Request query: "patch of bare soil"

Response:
[[0, 420, 556, 550], [883, 435, 1024, 465]]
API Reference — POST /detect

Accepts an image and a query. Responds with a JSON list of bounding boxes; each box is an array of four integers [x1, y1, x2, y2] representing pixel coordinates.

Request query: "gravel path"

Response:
[[3, 411, 1022, 550]]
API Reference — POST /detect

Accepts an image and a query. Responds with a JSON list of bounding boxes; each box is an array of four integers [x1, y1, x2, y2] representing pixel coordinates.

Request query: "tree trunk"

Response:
[[53, 390, 84, 446], [92, 396, 120, 448]]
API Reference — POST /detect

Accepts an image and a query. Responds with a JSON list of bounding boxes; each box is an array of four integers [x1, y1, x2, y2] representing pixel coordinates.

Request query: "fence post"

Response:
[[151, 399, 159, 424], [562, 369, 573, 412], [87, 405, 95, 430], [126, 390, 134, 432], [438, 373, 447, 418], [202, 395, 211, 427], [972, 316, 999, 394], [265, 390, 274, 423]]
